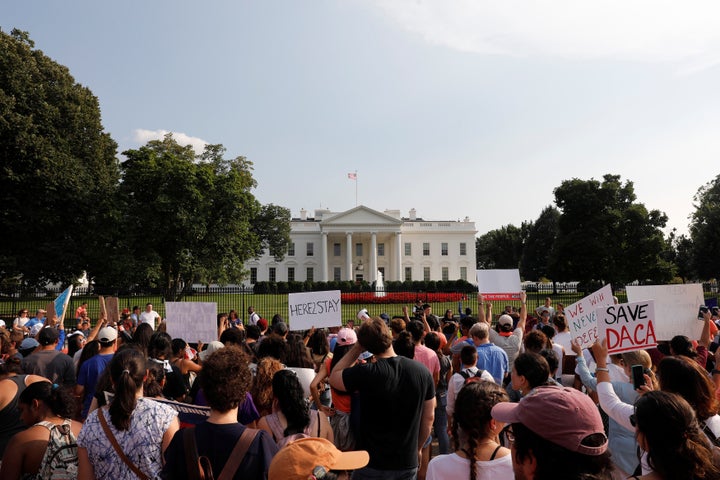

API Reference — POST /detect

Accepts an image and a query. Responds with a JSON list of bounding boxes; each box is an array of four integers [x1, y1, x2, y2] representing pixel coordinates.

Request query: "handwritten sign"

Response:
[[566, 284, 614, 351], [165, 302, 218, 344], [288, 290, 342, 330], [596, 300, 657, 354], [626, 284, 704, 341], [105, 297, 120, 325], [476, 269, 522, 301]]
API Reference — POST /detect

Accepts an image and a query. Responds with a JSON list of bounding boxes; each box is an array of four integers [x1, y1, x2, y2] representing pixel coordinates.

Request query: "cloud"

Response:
[[371, 1, 720, 72], [132, 129, 209, 154]]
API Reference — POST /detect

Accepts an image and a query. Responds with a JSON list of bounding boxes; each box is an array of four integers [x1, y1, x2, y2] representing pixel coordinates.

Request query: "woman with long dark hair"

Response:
[[77, 348, 179, 480], [631, 391, 720, 480], [258, 369, 333, 447], [427, 381, 513, 480]]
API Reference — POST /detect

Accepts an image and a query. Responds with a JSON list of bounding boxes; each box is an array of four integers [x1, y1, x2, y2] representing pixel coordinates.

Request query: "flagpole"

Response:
[[355, 170, 358, 207]]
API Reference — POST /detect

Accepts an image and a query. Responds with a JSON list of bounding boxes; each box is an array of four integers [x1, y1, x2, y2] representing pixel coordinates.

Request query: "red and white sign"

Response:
[[596, 300, 657, 354]]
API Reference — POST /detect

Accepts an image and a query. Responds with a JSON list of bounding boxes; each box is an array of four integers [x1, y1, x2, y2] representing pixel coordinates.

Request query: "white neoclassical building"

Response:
[[247, 206, 477, 284]]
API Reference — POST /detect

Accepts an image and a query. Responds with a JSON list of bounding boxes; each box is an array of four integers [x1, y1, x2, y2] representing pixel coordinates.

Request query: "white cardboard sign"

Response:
[[288, 290, 342, 330], [596, 300, 658, 354], [566, 284, 614, 351], [626, 284, 704, 341], [476, 269, 522, 301], [165, 302, 218, 344]]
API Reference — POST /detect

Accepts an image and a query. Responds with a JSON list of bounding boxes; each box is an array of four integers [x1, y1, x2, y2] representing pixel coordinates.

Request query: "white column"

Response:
[[321, 232, 329, 281], [370, 232, 377, 284], [396, 232, 403, 281], [346, 232, 353, 281]]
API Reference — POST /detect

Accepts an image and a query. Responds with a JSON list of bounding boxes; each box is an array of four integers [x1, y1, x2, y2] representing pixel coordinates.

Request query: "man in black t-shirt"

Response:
[[330, 317, 435, 480]]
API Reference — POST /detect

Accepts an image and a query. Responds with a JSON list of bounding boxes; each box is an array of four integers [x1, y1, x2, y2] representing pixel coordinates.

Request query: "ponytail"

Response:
[[108, 348, 146, 430]]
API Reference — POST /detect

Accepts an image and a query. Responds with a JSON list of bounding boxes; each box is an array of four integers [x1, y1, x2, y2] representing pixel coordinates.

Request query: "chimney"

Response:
[[409, 208, 417, 221], [300, 208, 307, 221]]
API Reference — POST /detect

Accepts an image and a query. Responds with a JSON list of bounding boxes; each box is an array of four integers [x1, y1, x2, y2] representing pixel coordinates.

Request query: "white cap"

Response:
[[356, 309, 370, 321], [98, 326, 118, 343], [199, 340, 225, 361]]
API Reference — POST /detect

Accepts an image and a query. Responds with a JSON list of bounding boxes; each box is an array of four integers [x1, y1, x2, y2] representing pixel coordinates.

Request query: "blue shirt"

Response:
[[77, 353, 114, 418], [475, 342, 509, 384]]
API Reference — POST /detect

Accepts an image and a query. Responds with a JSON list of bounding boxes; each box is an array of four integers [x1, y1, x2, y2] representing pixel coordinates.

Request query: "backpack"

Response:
[[37, 420, 78, 480], [459, 369, 486, 386]]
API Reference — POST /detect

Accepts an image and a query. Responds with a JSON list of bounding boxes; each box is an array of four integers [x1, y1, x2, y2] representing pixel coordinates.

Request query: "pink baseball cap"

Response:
[[491, 386, 608, 456], [336, 327, 357, 346]]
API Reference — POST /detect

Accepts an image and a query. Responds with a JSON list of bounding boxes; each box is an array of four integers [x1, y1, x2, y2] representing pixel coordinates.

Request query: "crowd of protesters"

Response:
[[1, 297, 720, 479]]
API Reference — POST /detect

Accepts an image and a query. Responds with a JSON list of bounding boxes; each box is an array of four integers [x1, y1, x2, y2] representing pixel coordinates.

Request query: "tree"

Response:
[[476, 223, 529, 269], [690, 174, 720, 281], [120, 135, 290, 300], [549, 174, 672, 289], [0, 29, 120, 288], [520, 206, 559, 281], [664, 229, 694, 283]]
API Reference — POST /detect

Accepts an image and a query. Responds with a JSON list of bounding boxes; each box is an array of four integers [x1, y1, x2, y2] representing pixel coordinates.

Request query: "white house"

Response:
[[246, 206, 477, 284]]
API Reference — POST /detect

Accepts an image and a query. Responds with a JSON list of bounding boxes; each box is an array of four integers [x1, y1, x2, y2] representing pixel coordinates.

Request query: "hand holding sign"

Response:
[[596, 300, 658, 355]]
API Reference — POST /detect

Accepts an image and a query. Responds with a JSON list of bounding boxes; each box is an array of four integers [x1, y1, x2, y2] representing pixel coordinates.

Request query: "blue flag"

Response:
[[54, 285, 73, 320]]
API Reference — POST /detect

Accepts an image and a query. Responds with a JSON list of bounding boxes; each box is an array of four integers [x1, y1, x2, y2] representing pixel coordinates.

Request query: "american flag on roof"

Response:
[[347, 172, 357, 180]]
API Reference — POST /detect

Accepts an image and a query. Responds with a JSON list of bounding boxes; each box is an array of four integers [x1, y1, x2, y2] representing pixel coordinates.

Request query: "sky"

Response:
[[4, 0, 720, 237]]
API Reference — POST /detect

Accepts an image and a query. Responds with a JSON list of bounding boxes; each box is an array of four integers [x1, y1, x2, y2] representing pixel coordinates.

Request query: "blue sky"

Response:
[[4, 1, 720, 237]]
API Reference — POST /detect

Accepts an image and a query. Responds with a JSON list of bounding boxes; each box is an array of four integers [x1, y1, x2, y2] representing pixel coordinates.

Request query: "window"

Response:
[[288, 242, 295, 256], [333, 243, 341, 256], [405, 243, 412, 256], [441, 243, 448, 256], [334, 267, 342, 281], [442, 267, 449, 281], [356, 243, 363, 257], [460, 242, 467, 256], [288, 267, 295, 282], [269, 267, 276, 282], [250, 267, 257, 284], [423, 243, 430, 256], [460, 267, 467, 281], [423, 267, 431, 281], [405, 267, 412, 281], [306, 267, 314, 282], [377, 243, 385, 256], [307, 242, 314, 256]]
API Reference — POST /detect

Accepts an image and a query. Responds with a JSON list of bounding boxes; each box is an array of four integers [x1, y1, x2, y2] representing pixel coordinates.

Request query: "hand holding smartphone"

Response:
[[632, 364, 645, 390]]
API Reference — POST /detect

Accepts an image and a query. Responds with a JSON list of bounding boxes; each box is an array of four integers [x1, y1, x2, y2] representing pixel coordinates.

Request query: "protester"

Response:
[[77, 348, 179, 479], [630, 391, 720, 480], [76, 326, 117, 419], [21, 326, 75, 386], [139, 303, 161, 329], [492, 385, 613, 480], [428, 381, 513, 480], [483, 292, 527, 373], [447, 345, 494, 425], [12, 308, 31, 334], [0, 382, 82, 478], [258, 369, 333, 446], [251, 357, 285, 417], [329, 317, 435, 480], [163, 346, 278, 479], [510, 352, 554, 398], [268, 437, 369, 480], [424, 332, 452, 455]]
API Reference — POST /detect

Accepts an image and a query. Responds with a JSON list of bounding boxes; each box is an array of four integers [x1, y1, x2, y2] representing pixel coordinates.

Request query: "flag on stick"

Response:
[[347, 172, 357, 180], [53, 285, 73, 323]]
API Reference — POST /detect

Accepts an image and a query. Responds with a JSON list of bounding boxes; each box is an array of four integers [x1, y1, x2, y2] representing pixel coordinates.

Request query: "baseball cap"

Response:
[[29, 324, 43, 338], [356, 309, 370, 321], [37, 326, 59, 346], [268, 437, 369, 480], [492, 386, 608, 456], [98, 326, 118, 343], [199, 340, 225, 361], [497, 314, 513, 327], [67, 330, 85, 339], [336, 327, 357, 346], [379, 313, 390, 323], [20, 338, 40, 350]]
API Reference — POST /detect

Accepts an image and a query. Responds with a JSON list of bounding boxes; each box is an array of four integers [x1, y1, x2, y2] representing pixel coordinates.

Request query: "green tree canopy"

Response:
[[690, 174, 720, 281], [120, 134, 290, 300], [549, 174, 672, 288], [476, 223, 529, 269], [0, 29, 119, 288], [520, 206, 559, 281]]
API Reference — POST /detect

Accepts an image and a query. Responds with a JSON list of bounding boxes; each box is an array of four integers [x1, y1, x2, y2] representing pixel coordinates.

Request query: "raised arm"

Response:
[[329, 343, 363, 392], [517, 291, 527, 331]]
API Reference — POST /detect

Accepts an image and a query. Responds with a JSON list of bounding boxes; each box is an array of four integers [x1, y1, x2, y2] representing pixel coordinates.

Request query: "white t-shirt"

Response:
[[249, 312, 260, 325], [427, 452, 514, 480], [446, 367, 495, 418], [13, 316, 29, 328], [139, 310, 160, 328]]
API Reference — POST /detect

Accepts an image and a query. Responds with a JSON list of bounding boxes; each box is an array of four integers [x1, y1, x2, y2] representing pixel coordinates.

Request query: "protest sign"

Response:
[[105, 297, 120, 325], [53, 286, 73, 323], [165, 302, 217, 344], [596, 300, 657, 354], [98, 296, 107, 319], [566, 284, 614, 352], [476, 269, 522, 301], [626, 284, 704, 341], [288, 290, 342, 330]]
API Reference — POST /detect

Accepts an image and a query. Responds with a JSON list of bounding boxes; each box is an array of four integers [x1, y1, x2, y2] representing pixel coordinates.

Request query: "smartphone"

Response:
[[631, 364, 645, 390], [699, 305, 710, 320]]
